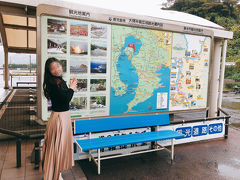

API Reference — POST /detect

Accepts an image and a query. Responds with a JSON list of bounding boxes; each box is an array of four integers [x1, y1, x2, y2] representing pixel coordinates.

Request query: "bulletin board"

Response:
[[39, 12, 211, 121]]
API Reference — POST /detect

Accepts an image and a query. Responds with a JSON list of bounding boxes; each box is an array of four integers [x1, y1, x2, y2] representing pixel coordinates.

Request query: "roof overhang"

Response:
[[0, 0, 234, 39], [37, 3, 233, 39]]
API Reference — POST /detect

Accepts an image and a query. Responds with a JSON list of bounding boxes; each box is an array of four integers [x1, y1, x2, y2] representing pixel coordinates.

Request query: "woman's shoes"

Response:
[[59, 172, 64, 180]]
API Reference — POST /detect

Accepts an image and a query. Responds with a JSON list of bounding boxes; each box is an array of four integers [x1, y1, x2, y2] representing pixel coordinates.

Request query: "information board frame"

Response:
[[37, 4, 215, 121]]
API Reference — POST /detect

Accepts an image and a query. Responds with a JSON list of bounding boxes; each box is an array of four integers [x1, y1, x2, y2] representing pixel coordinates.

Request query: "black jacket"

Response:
[[49, 77, 74, 112]]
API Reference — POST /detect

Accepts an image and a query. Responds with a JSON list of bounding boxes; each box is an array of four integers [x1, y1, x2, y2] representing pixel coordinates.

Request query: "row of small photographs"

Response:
[[170, 83, 201, 91], [47, 96, 106, 111], [47, 39, 107, 57], [69, 78, 106, 92], [170, 77, 200, 85], [70, 96, 106, 111], [47, 18, 107, 39], [70, 60, 107, 74], [54, 59, 107, 74]]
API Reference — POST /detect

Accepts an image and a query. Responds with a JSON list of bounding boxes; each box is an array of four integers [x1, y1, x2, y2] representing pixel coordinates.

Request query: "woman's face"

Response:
[[49, 61, 62, 77]]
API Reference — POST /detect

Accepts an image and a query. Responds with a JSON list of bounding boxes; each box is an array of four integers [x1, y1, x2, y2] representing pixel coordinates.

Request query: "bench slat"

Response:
[[74, 114, 170, 134], [75, 130, 184, 151]]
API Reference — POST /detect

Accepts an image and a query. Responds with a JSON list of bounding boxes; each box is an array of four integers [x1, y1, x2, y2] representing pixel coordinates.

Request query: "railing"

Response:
[[0, 89, 46, 168], [9, 74, 37, 88], [0, 98, 231, 169], [170, 108, 231, 139]]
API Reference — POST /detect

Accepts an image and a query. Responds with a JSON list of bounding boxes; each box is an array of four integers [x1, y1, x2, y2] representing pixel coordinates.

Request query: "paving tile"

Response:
[[0, 153, 6, 161], [0, 160, 4, 177], [71, 164, 86, 179], [0, 139, 87, 180], [1, 176, 25, 180], [3, 156, 26, 168], [75, 176, 87, 180], [25, 154, 34, 166], [6, 142, 16, 152], [25, 174, 43, 180], [5, 151, 26, 160], [0, 159, 4, 167], [62, 169, 75, 180], [25, 164, 42, 176], [0, 142, 8, 155], [1, 166, 25, 179], [3, 159, 18, 169]]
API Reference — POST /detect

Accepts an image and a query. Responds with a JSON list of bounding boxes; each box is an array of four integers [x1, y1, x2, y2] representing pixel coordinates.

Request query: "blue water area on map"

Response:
[[110, 35, 170, 115]]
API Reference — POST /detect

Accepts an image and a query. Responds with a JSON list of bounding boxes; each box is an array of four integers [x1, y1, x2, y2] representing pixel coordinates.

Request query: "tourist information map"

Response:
[[40, 15, 211, 120], [110, 25, 172, 115], [169, 33, 211, 111]]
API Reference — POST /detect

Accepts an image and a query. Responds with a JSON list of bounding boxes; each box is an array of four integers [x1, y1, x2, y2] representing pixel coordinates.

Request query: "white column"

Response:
[[209, 39, 222, 117], [4, 49, 9, 89], [218, 40, 228, 108]]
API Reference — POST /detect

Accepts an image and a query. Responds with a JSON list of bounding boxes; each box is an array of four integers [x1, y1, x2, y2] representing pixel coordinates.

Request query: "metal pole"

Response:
[[4, 49, 8, 89], [171, 139, 174, 161], [89, 150, 91, 162], [206, 109, 209, 118], [218, 40, 228, 108], [98, 149, 101, 175], [225, 117, 229, 139], [217, 109, 220, 117], [30, 54, 32, 73], [209, 40, 222, 117], [34, 140, 40, 169], [16, 138, 21, 167], [0, 13, 9, 89]]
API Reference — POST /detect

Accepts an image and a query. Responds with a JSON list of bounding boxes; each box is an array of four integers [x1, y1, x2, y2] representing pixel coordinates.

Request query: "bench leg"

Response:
[[89, 150, 91, 162], [171, 139, 174, 161], [154, 141, 157, 149], [97, 149, 101, 175]]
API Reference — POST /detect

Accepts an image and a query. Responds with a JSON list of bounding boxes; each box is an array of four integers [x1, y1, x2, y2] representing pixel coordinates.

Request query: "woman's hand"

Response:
[[69, 76, 77, 91]]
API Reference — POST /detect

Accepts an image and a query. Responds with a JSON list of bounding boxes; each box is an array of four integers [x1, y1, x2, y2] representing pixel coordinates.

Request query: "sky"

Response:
[[0, 47, 36, 66], [61, 0, 168, 12]]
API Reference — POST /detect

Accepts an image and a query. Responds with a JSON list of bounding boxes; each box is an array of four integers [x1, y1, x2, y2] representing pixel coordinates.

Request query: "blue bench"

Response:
[[74, 114, 184, 174]]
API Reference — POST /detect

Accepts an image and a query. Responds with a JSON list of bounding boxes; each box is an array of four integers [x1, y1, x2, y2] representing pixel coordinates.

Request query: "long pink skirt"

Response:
[[40, 110, 74, 180]]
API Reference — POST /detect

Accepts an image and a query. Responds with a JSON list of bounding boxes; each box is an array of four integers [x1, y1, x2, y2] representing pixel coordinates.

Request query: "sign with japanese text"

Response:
[[157, 119, 225, 146]]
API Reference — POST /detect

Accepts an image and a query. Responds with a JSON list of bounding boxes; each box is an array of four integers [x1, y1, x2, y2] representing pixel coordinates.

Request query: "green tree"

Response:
[[164, 0, 240, 62], [164, 0, 239, 22]]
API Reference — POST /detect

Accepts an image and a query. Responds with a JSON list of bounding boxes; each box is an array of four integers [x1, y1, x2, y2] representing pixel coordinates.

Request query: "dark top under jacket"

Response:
[[49, 76, 74, 112]]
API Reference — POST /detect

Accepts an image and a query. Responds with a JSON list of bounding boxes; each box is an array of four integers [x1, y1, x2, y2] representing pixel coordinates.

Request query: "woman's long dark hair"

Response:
[[43, 57, 62, 100]]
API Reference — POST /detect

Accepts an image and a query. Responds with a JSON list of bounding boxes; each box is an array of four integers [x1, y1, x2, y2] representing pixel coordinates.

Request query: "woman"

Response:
[[40, 57, 77, 180]]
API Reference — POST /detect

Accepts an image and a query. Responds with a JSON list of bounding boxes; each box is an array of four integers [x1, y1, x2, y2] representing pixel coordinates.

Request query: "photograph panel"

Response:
[[47, 39, 67, 54], [90, 61, 106, 74], [91, 42, 107, 57], [70, 41, 88, 55], [70, 97, 87, 111], [91, 24, 107, 39], [70, 78, 87, 92], [90, 96, 106, 109], [70, 22, 88, 36], [70, 59, 88, 74], [47, 18, 67, 35], [90, 79, 106, 92]]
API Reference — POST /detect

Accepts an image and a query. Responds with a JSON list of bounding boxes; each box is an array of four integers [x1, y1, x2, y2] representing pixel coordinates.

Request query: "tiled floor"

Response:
[[0, 139, 86, 180], [1, 128, 240, 179]]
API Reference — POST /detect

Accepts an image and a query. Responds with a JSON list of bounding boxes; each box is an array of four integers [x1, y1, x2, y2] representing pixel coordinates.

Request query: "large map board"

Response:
[[40, 15, 211, 120], [169, 33, 211, 110]]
